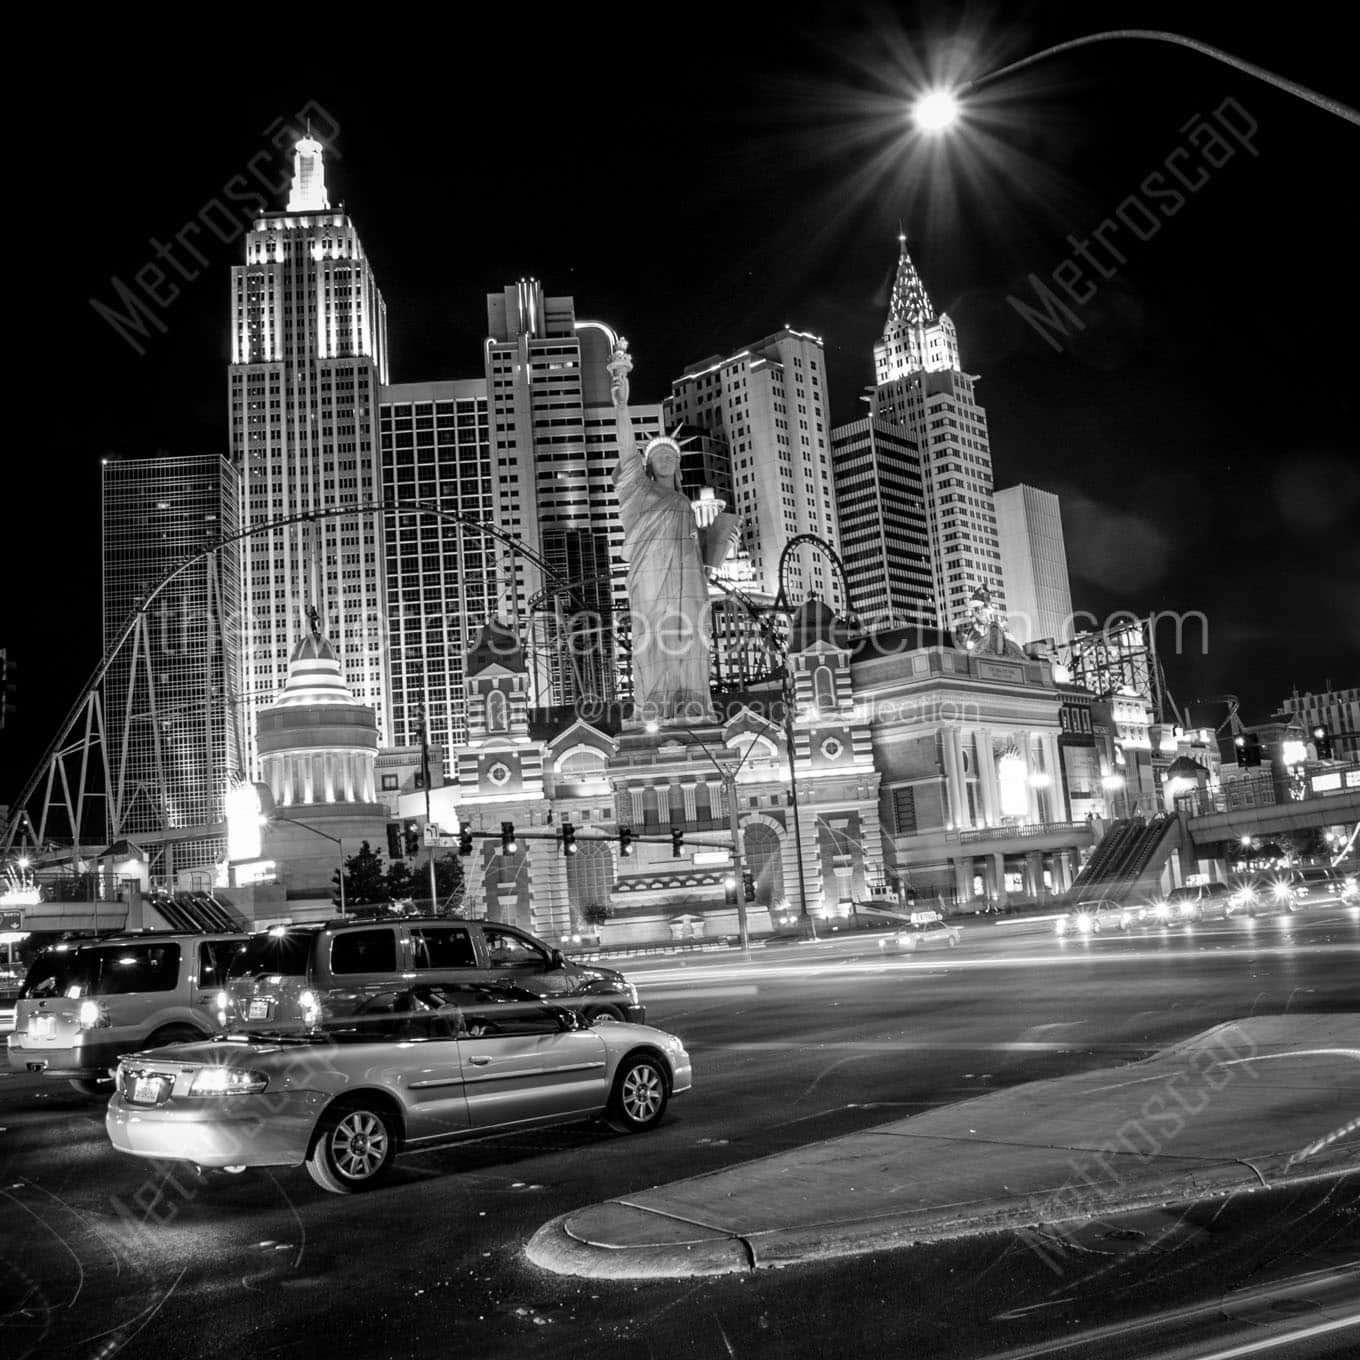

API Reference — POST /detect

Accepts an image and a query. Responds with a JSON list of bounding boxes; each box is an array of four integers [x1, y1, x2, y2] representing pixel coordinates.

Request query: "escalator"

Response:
[[1070, 815, 1181, 903]]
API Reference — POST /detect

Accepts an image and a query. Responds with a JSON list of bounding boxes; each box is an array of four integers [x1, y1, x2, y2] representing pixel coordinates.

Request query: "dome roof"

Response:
[[273, 624, 356, 708]]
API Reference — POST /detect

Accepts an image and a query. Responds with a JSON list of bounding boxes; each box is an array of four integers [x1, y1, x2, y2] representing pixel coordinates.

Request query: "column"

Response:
[[943, 728, 970, 830], [952, 856, 973, 906], [990, 850, 1008, 906], [1043, 734, 1063, 821], [682, 783, 698, 820], [1025, 850, 1044, 899], [977, 727, 1001, 826], [1019, 730, 1040, 824]]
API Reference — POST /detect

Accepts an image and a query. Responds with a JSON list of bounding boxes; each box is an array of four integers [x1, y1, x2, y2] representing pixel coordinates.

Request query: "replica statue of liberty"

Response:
[[608, 338, 715, 727]]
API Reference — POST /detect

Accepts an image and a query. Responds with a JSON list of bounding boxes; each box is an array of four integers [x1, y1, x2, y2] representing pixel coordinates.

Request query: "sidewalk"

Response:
[[527, 1014, 1360, 1278]]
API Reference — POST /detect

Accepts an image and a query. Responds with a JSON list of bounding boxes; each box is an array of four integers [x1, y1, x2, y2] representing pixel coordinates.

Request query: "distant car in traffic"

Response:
[[769, 902, 916, 942], [1145, 882, 1233, 924], [1277, 866, 1356, 909], [105, 981, 691, 1194], [878, 912, 963, 952], [1055, 900, 1129, 936]]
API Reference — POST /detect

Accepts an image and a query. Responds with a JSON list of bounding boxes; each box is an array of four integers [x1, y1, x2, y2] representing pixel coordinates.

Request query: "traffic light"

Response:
[[458, 826, 474, 856], [1313, 726, 1334, 760], [403, 820, 420, 856], [670, 826, 684, 858], [386, 822, 402, 860], [618, 827, 633, 857], [0, 648, 14, 731], [742, 870, 756, 902], [561, 822, 577, 855], [1234, 734, 1262, 768], [723, 874, 739, 905], [500, 821, 517, 854]]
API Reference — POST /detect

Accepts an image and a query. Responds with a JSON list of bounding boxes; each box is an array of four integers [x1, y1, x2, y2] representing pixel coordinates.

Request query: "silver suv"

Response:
[[220, 917, 644, 1034], [7, 931, 247, 1094]]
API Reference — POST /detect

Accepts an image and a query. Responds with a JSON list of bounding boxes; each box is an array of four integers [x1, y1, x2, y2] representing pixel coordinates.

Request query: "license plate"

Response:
[[30, 1016, 55, 1038], [248, 999, 272, 1020], [130, 1075, 167, 1105]]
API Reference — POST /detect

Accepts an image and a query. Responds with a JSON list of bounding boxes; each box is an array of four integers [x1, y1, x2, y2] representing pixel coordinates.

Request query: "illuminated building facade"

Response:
[[484, 280, 662, 709], [101, 454, 241, 871], [870, 236, 1004, 632], [830, 417, 935, 632], [229, 135, 391, 774], [380, 378, 496, 767], [1281, 684, 1360, 762], [994, 484, 1074, 646], [665, 330, 843, 608]]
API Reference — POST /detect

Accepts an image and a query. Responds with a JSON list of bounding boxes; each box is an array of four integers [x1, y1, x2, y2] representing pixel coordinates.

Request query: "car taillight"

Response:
[[78, 1000, 110, 1030]]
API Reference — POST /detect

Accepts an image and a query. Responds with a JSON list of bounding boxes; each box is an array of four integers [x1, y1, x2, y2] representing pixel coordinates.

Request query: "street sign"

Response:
[[426, 835, 459, 849]]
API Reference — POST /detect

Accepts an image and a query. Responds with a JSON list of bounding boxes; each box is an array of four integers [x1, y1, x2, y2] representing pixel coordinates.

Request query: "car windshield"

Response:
[[226, 930, 317, 979]]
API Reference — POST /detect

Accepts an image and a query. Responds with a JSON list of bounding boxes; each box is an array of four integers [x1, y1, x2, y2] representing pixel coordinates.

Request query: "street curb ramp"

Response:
[[525, 1015, 1360, 1279]]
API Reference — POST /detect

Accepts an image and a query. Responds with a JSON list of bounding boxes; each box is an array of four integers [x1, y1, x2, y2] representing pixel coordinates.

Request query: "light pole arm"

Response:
[[963, 30, 1359, 128]]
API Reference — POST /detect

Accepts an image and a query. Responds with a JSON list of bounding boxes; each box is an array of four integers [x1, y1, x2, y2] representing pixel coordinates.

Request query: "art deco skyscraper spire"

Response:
[[229, 135, 390, 776], [286, 134, 330, 212], [834, 234, 1004, 635]]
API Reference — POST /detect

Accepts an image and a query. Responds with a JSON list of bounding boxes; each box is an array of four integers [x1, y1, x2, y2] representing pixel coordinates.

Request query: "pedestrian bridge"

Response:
[[1185, 784, 1360, 848]]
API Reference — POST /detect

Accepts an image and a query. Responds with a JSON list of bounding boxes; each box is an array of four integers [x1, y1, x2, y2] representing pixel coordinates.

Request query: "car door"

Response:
[[323, 927, 402, 1015], [195, 940, 235, 1026], [456, 996, 609, 1129], [480, 924, 573, 1000], [382, 1002, 471, 1145], [408, 924, 482, 986]]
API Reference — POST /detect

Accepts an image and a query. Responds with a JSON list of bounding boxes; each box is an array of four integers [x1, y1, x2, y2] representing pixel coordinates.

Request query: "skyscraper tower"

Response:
[[228, 135, 390, 774], [484, 280, 662, 710], [994, 484, 1074, 645], [869, 235, 1004, 631], [101, 454, 241, 873], [665, 331, 841, 608]]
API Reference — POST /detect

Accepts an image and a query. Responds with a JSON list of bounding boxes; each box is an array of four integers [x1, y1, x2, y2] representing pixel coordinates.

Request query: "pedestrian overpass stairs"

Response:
[[1069, 814, 1181, 903]]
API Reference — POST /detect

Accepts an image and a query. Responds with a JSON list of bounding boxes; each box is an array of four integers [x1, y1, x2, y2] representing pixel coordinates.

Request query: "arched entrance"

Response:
[[743, 820, 784, 906]]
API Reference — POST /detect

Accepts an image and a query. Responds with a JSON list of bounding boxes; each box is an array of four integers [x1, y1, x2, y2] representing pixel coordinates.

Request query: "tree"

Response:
[[384, 859, 415, 900], [333, 840, 388, 907], [432, 853, 465, 915]]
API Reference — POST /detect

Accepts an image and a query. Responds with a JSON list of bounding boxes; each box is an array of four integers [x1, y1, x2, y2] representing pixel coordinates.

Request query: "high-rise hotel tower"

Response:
[[665, 330, 842, 608], [866, 236, 1004, 631], [485, 280, 662, 710], [229, 136, 390, 773]]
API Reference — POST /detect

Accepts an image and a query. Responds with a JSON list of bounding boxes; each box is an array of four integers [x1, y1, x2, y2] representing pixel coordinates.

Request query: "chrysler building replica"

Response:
[[869, 234, 1005, 631], [228, 134, 391, 774]]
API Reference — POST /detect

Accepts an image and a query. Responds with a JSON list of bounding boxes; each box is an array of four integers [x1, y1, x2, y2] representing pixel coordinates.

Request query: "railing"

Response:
[[1182, 764, 1360, 817], [953, 820, 1089, 845]]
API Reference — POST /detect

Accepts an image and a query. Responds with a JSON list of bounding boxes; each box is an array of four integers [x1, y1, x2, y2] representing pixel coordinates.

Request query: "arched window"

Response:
[[813, 665, 836, 712], [485, 689, 508, 733]]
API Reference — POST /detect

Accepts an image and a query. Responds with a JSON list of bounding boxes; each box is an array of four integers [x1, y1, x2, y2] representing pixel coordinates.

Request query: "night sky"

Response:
[[5, 2, 1357, 809]]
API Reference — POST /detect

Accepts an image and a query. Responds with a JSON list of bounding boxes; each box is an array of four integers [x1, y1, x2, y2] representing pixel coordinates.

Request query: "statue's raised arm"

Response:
[[609, 336, 644, 509]]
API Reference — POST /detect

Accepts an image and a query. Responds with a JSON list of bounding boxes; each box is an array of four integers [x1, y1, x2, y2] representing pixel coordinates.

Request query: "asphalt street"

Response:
[[2, 907, 1357, 1360]]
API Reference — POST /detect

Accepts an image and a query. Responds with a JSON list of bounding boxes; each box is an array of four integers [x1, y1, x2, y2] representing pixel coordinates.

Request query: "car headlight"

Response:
[[1272, 883, 1292, 901], [1075, 915, 1092, 933], [1150, 902, 1170, 919], [188, 1067, 268, 1096]]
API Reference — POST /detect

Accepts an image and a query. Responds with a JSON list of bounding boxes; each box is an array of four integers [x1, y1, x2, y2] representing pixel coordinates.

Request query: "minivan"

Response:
[[7, 931, 248, 1094], [220, 916, 644, 1033]]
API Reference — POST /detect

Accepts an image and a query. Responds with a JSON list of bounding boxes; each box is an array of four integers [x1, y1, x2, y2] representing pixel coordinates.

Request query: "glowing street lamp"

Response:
[[913, 30, 1358, 130]]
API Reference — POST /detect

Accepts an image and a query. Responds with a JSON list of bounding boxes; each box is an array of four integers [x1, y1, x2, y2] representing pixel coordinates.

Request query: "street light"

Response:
[[912, 30, 1359, 130]]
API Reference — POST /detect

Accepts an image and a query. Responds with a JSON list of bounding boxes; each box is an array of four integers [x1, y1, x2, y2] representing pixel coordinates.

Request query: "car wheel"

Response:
[[306, 1100, 397, 1194], [68, 1076, 114, 1098], [605, 1053, 669, 1134], [584, 1005, 624, 1024]]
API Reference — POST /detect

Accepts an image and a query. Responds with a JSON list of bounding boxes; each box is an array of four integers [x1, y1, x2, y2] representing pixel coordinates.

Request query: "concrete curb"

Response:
[[525, 1015, 1360, 1280]]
